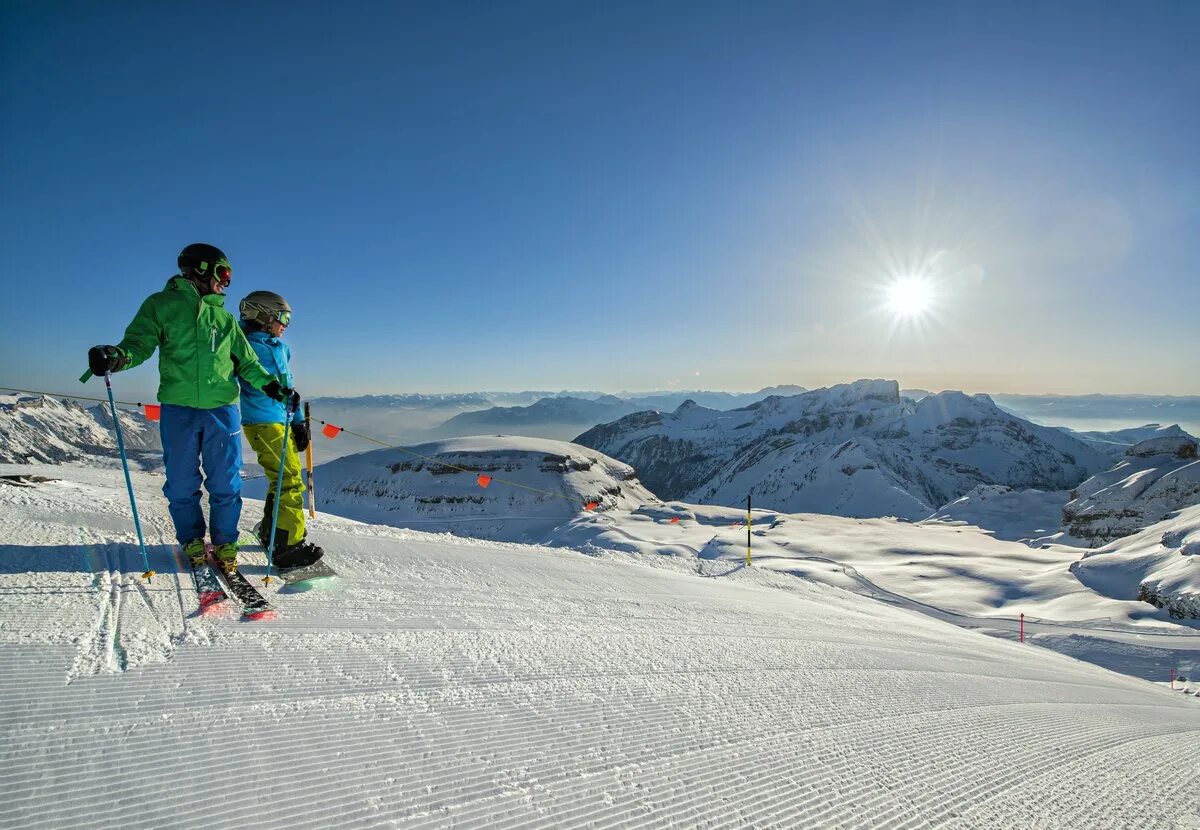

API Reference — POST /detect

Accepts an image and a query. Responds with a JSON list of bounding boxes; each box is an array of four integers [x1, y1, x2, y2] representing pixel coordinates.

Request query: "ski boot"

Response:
[[275, 538, 324, 570], [258, 494, 276, 548], [212, 542, 240, 575], [183, 538, 207, 568]]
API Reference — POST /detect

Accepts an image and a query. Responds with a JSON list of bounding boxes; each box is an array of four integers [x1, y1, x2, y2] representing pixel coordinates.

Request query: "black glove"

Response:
[[262, 380, 299, 408], [88, 345, 129, 376], [291, 422, 310, 453]]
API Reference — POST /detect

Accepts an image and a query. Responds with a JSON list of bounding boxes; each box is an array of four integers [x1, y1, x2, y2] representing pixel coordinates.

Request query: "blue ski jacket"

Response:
[[237, 322, 304, 427]]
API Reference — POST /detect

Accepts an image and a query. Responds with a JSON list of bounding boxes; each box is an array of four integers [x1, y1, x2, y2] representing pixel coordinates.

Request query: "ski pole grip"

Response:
[[79, 370, 94, 383]]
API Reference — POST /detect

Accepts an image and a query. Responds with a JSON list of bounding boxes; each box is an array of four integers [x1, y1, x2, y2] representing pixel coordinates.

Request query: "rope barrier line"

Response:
[[1, 385, 153, 409]]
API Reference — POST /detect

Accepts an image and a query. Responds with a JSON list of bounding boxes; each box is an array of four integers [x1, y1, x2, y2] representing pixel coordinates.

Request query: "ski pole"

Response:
[[304, 401, 316, 519], [263, 395, 296, 585], [101, 371, 155, 581]]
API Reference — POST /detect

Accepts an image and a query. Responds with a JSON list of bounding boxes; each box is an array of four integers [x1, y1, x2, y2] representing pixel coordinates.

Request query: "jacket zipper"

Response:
[[211, 326, 217, 352]]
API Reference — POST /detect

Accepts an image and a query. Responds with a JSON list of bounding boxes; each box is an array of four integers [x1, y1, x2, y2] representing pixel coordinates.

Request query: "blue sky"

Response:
[[2, 1, 1197, 401]]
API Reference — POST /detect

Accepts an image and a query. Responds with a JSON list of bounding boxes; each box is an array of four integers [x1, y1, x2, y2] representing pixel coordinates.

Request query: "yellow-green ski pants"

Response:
[[244, 422, 306, 546]]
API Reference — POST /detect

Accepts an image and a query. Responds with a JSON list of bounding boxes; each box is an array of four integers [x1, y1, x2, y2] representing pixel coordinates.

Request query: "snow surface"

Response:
[[293, 435, 1200, 673], [923, 484, 1070, 543], [3, 462, 1199, 828]]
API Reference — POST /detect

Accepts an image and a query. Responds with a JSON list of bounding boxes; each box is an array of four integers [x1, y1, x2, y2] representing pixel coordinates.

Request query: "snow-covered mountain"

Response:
[[1072, 502, 1200, 619], [1063, 435, 1200, 546], [0, 393, 160, 466], [576, 380, 1114, 519], [291, 435, 660, 541]]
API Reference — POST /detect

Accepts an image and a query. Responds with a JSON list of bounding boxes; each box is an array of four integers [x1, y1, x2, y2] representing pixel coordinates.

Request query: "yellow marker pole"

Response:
[[304, 402, 317, 519], [746, 493, 752, 567]]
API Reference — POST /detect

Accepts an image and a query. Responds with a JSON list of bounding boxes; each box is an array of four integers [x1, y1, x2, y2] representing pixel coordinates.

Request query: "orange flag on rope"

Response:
[[476, 474, 492, 488], [143, 404, 161, 421], [584, 501, 599, 511], [322, 424, 342, 439]]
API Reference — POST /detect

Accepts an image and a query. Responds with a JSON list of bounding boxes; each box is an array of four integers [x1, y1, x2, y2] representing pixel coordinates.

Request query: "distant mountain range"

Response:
[[993, 393, 1200, 435], [431, 386, 808, 442]]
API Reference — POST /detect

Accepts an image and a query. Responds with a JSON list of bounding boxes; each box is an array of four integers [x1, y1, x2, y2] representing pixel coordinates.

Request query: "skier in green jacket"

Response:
[[87, 243, 296, 573]]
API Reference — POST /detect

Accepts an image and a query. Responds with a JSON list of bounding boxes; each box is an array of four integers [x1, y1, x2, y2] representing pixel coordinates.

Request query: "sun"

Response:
[[884, 275, 935, 318]]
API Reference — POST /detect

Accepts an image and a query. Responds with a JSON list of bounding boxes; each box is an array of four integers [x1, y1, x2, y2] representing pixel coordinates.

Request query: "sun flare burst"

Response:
[[885, 276, 936, 319]]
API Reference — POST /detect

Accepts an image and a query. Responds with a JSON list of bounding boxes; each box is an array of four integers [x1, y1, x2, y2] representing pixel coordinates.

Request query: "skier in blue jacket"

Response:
[[237, 290, 324, 569]]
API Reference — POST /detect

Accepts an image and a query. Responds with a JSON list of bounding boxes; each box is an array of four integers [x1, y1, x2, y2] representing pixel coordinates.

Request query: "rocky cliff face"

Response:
[[1062, 436, 1200, 546], [575, 380, 1113, 519]]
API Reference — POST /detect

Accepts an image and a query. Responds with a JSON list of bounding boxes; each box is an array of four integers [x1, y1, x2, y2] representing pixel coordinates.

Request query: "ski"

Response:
[[206, 548, 274, 620], [278, 558, 338, 587], [239, 530, 334, 588], [186, 549, 227, 611]]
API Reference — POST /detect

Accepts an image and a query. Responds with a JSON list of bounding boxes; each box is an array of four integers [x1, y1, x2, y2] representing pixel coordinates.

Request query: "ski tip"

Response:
[[242, 608, 277, 622], [198, 591, 225, 608]]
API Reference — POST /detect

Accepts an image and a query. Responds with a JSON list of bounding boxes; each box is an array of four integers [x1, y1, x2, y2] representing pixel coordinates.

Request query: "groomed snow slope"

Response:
[[2, 463, 1199, 829]]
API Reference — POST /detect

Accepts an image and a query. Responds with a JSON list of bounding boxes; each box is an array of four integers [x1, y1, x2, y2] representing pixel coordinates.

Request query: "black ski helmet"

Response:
[[239, 290, 292, 327], [178, 243, 232, 289]]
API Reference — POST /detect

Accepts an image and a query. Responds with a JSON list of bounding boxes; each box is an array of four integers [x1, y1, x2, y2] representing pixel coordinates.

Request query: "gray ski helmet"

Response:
[[239, 290, 292, 327]]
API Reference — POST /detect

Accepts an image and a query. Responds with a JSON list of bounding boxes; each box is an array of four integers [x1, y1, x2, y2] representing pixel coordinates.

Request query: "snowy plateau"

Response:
[[2, 390, 1200, 828]]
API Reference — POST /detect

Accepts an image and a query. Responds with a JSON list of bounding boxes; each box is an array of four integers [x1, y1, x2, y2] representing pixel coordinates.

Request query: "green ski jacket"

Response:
[[114, 276, 276, 409]]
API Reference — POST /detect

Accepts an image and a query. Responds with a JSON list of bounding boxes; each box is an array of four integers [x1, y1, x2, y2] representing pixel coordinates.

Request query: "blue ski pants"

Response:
[[160, 404, 243, 546]]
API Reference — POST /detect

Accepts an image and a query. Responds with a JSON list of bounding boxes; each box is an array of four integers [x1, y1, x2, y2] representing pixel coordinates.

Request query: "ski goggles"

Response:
[[241, 300, 291, 327], [197, 258, 233, 288]]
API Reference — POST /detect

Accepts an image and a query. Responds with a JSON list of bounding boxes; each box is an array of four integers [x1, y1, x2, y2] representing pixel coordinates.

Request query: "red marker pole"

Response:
[[1170, 668, 1175, 690], [1019, 613, 1024, 644]]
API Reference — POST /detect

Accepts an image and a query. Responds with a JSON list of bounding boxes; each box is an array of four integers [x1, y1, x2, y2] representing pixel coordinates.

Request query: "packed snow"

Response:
[[2, 461, 1198, 829], [923, 484, 1069, 543]]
